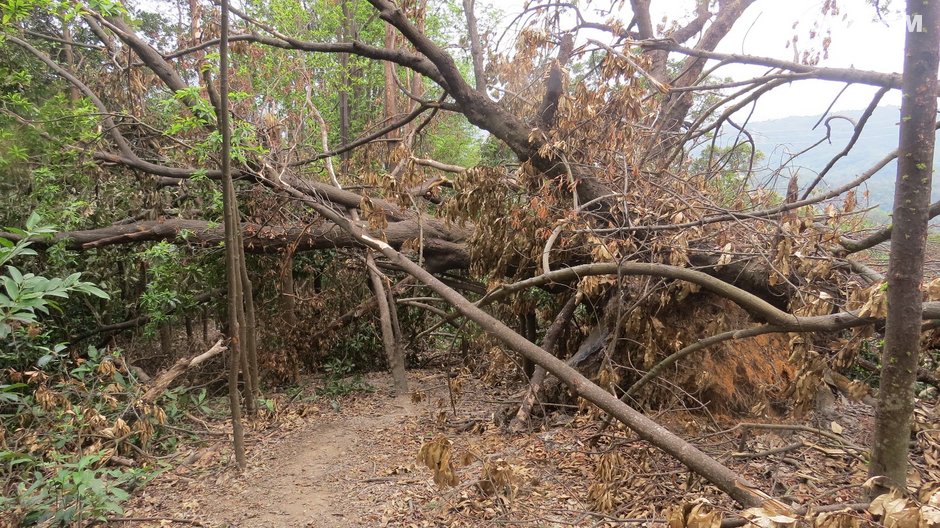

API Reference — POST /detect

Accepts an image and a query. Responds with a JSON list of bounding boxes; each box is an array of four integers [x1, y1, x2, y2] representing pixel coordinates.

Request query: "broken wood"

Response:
[[139, 339, 227, 405], [510, 292, 580, 432]]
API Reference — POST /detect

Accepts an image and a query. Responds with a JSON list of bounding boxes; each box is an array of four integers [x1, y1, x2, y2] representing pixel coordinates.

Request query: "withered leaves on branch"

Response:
[[417, 434, 459, 488]]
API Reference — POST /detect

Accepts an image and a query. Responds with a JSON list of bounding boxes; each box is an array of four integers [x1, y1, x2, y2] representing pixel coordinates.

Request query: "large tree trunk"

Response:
[[159, 323, 173, 360], [383, 23, 400, 168], [868, 0, 940, 489], [239, 256, 260, 410], [338, 0, 352, 162], [280, 252, 297, 326]]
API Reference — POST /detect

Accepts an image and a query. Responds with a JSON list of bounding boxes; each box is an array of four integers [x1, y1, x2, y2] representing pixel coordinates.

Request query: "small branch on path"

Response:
[[103, 517, 207, 526]]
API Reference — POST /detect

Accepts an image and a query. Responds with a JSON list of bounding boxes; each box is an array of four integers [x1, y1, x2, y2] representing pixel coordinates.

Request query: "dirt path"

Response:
[[124, 372, 443, 527], [121, 369, 892, 527]]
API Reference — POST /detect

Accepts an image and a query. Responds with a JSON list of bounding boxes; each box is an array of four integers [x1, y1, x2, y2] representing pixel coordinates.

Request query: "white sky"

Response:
[[702, 0, 906, 121], [489, 0, 909, 121]]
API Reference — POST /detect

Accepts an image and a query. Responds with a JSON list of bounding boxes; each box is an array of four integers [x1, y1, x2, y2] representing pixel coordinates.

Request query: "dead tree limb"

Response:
[[509, 292, 580, 432], [139, 339, 227, 404]]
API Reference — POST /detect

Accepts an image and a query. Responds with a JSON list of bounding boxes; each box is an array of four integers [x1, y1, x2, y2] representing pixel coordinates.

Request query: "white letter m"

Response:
[[907, 13, 924, 33]]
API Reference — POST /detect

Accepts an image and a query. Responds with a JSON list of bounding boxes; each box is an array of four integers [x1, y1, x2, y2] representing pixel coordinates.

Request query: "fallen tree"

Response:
[[5, 0, 940, 510], [138, 338, 227, 405], [0, 218, 470, 272]]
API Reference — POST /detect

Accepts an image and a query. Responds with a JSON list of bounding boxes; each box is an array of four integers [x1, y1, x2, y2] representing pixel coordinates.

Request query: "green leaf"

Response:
[[37, 354, 55, 368], [2, 276, 19, 300], [24, 211, 41, 231], [75, 284, 110, 299]]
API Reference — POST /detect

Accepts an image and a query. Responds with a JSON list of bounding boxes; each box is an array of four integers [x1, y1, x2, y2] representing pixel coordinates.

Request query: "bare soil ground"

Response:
[[122, 371, 437, 527], [118, 369, 939, 528]]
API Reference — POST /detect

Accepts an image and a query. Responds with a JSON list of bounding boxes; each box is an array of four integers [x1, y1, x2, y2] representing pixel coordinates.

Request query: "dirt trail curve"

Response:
[[124, 372, 445, 527]]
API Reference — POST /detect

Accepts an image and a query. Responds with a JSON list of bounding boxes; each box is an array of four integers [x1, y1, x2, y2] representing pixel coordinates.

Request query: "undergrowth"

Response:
[[321, 356, 374, 397], [0, 345, 193, 526]]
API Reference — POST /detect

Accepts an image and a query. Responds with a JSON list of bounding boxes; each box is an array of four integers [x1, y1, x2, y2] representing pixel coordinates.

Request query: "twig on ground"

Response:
[[103, 517, 207, 526], [732, 441, 806, 459]]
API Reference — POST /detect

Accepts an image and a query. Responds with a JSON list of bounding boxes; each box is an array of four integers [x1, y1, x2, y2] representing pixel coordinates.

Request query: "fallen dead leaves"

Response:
[[417, 435, 459, 488], [118, 370, 940, 527]]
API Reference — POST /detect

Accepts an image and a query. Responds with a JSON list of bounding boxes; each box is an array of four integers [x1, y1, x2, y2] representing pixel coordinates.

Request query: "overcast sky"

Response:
[[489, 0, 909, 121], [702, 0, 907, 121]]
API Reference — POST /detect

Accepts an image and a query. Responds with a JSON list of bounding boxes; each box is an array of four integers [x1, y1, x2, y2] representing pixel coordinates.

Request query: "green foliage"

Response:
[[0, 214, 109, 368], [321, 356, 374, 397], [421, 113, 482, 168], [137, 241, 213, 335], [0, 346, 162, 525], [329, 318, 384, 371], [4, 452, 139, 525], [690, 143, 767, 207]]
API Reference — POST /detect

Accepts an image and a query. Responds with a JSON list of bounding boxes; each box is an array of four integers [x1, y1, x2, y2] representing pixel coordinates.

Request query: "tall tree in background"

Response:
[[869, 0, 940, 488]]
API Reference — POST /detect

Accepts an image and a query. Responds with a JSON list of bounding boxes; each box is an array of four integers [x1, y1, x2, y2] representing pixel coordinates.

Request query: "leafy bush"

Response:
[[0, 215, 181, 525], [0, 346, 160, 525], [321, 356, 374, 397], [0, 213, 108, 369]]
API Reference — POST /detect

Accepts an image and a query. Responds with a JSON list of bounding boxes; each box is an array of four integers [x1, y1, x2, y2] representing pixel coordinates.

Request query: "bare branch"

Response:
[[462, 0, 486, 93]]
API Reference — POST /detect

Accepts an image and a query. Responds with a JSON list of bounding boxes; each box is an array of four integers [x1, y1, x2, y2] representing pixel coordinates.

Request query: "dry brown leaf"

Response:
[[870, 489, 921, 528], [478, 458, 517, 499], [417, 435, 459, 488], [667, 499, 722, 528], [813, 510, 861, 528]]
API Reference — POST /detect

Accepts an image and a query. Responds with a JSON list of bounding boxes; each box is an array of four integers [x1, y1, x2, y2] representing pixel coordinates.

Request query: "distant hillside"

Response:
[[731, 105, 940, 223]]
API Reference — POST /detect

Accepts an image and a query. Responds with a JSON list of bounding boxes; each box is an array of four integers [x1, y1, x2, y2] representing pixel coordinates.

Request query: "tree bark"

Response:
[[2, 218, 471, 273], [239, 255, 260, 412], [461, 0, 486, 93], [869, 0, 940, 490], [510, 293, 579, 432], [383, 22, 400, 168], [139, 339, 226, 404], [280, 251, 297, 326], [367, 254, 408, 393], [184, 317, 194, 348], [159, 323, 173, 360], [339, 0, 352, 161], [219, 0, 246, 469], [61, 21, 81, 104], [409, 0, 428, 107]]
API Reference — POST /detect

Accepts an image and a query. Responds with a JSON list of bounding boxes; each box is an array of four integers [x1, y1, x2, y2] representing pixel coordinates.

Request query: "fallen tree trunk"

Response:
[[0, 218, 470, 273], [299, 194, 769, 508]]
